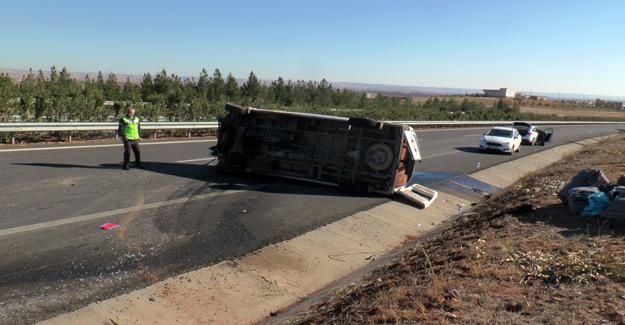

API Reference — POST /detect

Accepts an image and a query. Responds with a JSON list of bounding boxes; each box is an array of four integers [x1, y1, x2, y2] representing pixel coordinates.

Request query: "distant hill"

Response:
[[0, 67, 483, 97], [2, 67, 623, 101], [331, 82, 480, 97], [0, 67, 144, 84], [516, 91, 625, 102]]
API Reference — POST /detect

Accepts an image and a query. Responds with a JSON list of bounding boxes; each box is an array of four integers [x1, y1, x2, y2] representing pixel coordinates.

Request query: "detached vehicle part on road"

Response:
[[211, 104, 437, 208], [512, 121, 553, 146], [479, 127, 522, 154]]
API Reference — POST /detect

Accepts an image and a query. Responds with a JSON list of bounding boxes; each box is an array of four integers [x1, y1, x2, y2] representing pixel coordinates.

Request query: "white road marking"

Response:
[[142, 139, 216, 146], [176, 157, 216, 163], [417, 127, 487, 133], [0, 139, 216, 153], [0, 186, 252, 238], [463, 133, 484, 137], [422, 150, 457, 159]]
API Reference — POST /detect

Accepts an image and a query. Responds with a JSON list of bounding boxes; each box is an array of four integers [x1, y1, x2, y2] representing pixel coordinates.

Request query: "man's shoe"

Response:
[[122, 165, 130, 170]]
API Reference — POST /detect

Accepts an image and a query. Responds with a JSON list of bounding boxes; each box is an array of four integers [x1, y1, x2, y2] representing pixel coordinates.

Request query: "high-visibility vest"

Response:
[[121, 115, 140, 140]]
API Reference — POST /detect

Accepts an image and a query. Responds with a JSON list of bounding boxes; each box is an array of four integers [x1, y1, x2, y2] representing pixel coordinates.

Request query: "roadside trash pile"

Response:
[[558, 169, 625, 220]]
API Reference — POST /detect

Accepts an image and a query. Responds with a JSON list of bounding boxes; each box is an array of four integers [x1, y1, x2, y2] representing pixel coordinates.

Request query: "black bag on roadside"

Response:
[[558, 169, 610, 204], [602, 192, 625, 221], [567, 187, 601, 215], [608, 186, 625, 200]]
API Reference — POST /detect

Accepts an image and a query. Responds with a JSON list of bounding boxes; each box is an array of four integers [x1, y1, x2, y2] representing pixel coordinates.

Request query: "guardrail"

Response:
[[391, 120, 625, 126], [0, 122, 221, 144], [1, 120, 622, 145], [0, 122, 219, 132], [1, 120, 624, 134]]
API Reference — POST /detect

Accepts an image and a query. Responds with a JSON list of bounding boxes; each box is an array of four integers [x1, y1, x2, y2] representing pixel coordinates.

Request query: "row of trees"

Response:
[[0, 66, 562, 123]]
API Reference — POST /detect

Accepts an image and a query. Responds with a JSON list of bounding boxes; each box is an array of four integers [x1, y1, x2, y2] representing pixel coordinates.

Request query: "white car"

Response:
[[512, 121, 539, 145], [479, 127, 522, 154]]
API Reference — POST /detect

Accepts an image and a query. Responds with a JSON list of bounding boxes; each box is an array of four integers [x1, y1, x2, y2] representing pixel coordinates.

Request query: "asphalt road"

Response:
[[0, 124, 620, 323]]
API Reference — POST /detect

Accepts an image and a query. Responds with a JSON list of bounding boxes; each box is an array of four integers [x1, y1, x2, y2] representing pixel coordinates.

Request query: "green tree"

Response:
[[141, 73, 154, 102], [0, 73, 17, 122], [241, 71, 260, 104], [152, 69, 172, 109], [58, 67, 80, 120], [197, 68, 210, 99], [225, 73, 239, 101], [49, 66, 58, 83], [317, 78, 332, 107], [96, 71, 105, 90], [208, 68, 225, 101], [83, 75, 106, 121], [122, 77, 141, 103], [271, 77, 287, 105], [283, 80, 295, 107], [33, 70, 48, 121], [103, 72, 121, 101], [18, 69, 37, 121]]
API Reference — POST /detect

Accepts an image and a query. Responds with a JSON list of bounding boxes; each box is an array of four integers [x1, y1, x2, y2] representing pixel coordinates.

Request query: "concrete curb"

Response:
[[40, 134, 617, 325]]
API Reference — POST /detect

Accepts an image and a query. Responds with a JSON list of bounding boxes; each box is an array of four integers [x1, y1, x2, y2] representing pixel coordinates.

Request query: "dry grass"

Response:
[[520, 106, 625, 119], [410, 96, 501, 106], [291, 135, 625, 324], [409, 95, 625, 119]]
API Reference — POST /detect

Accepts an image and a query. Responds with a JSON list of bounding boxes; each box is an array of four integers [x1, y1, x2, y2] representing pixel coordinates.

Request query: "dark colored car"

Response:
[[512, 121, 553, 146]]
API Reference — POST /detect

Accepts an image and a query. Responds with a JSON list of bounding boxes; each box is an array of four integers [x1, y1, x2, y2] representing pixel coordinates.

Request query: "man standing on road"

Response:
[[118, 105, 144, 170]]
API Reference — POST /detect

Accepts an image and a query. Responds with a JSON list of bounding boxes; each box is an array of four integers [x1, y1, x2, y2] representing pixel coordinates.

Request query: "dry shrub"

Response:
[[505, 246, 625, 284]]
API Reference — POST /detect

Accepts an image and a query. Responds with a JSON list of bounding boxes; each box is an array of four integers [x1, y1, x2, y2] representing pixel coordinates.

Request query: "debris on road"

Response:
[[608, 186, 625, 199], [397, 183, 438, 208], [557, 168, 625, 219], [558, 169, 609, 203], [566, 187, 600, 214], [602, 192, 625, 221], [581, 192, 611, 217], [99, 223, 120, 231]]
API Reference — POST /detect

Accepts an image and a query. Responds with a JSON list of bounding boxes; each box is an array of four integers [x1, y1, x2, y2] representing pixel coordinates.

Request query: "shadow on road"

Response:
[[454, 146, 507, 155], [12, 161, 378, 199], [12, 162, 119, 169]]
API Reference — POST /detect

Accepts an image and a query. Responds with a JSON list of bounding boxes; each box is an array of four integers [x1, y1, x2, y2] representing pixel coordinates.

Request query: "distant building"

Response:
[[483, 87, 515, 98], [365, 92, 378, 99], [528, 95, 548, 101]]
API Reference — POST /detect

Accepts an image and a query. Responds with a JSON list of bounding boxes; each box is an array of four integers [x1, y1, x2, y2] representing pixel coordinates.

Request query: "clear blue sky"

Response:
[[1, 0, 624, 97]]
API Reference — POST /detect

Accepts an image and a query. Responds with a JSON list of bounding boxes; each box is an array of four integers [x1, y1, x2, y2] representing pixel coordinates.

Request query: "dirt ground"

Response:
[[521, 106, 625, 119], [410, 96, 501, 106], [291, 136, 625, 324], [410, 95, 625, 119]]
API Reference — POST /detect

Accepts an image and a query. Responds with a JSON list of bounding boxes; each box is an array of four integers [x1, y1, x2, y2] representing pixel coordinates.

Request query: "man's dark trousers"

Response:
[[123, 139, 142, 168]]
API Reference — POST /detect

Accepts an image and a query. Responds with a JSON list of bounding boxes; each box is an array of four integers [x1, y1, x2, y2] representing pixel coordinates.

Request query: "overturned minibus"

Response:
[[211, 104, 437, 207]]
